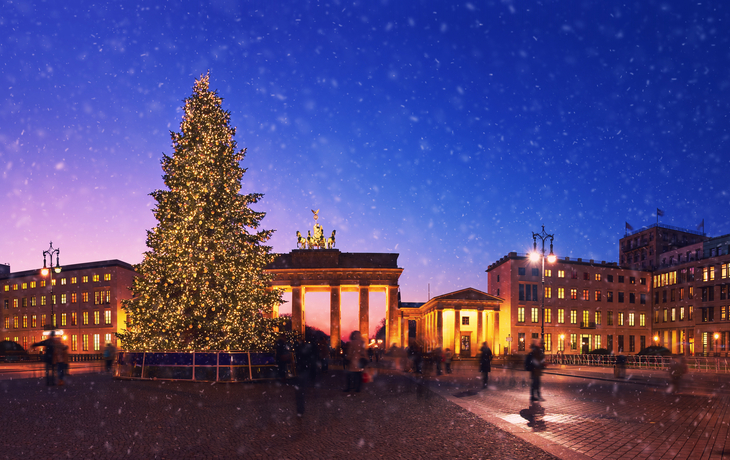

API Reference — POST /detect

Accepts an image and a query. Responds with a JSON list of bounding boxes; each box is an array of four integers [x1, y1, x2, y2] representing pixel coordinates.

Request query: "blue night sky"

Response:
[[2, 1, 730, 335]]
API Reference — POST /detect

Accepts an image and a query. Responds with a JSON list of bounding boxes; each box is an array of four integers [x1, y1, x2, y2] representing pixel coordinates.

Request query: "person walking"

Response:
[[479, 342, 493, 389], [55, 336, 69, 385], [433, 347, 443, 376], [527, 340, 546, 401], [444, 348, 453, 374], [31, 333, 57, 386], [103, 342, 117, 373], [343, 331, 366, 393]]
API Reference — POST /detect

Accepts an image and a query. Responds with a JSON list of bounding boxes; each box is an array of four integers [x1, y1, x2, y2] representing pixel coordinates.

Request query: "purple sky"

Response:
[[3, 1, 730, 338]]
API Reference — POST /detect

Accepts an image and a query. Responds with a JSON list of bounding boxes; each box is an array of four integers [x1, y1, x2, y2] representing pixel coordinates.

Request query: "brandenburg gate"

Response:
[[265, 210, 403, 349], [266, 250, 403, 350]]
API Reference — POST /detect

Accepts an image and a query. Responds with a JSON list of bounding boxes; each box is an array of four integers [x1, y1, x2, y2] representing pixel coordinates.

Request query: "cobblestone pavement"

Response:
[[425, 365, 730, 460], [0, 369, 559, 459]]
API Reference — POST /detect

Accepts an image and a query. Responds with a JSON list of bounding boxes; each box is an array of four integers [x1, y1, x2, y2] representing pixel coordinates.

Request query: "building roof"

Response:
[[0, 259, 136, 281], [399, 287, 502, 311], [486, 252, 625, 272], [267, 250, 400, 270]]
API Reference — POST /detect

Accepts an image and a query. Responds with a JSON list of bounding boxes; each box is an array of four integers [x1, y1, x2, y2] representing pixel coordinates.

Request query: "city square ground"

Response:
[[1, 361, 729, 459]]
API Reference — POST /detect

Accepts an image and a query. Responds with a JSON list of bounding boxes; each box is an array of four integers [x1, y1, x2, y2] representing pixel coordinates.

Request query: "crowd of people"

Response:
[[29, 333, 117, 386]]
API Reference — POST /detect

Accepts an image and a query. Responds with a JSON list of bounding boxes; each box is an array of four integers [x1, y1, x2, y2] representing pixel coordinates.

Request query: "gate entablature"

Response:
[[265, 249, 403, 350]]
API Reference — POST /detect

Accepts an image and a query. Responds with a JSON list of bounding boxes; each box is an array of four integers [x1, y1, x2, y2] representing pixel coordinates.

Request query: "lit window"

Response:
[[105, 310, 112, 325], [558, 270, 565, 278], [83, 334, 89, 351], [61, 278, 67, 285], [544, 287, 552, 298], [22, 315, 27, 328], [30, 281, 36, 288], [13, 299, 18, 308], [545, 334, 552, 352], [30, 296, 37, 307], [545, 269, 552, 277], [594, 335, 601, 349], [93, 275, 100, 282], [3, 285, 7, 292], [83, 312, 89, 325], [595, 311, 601, 325], [640, 313, 646, 327], [544, 309, 552, 323], [13, 316, 18, 328], [94, 334, 100, 351], [570, 334, 577, 350], [105, 333, 112, 344], [94, 311, 100, 325], [595, 290, 601, 301], [61, 313, 67, 326], [71, 277, 77, 284], [40, 280, 46, 287], [570, 289, 577, 300], [71, 293, 77, 303], [22, 283, 27, 290], [82, 292, 89, 303], [31, 315, 37, 327], [517, 307, 525, 322], [628, 313, 635, 326], [531, 308, 539, 323], [4, 318, 9, 329], [72, 335, 78, 351], [82, 276, 89, 283], [570, 310, 577, 324], [71, 312, 77, 326], [583, 289, 589, 301], [558, 308, 565, 324], [618, 312, 625, 326], [595, 274, 602, 281], [61, 294, 67, 304], [104, 273, 111, 281], [558, 288, 565, 299]]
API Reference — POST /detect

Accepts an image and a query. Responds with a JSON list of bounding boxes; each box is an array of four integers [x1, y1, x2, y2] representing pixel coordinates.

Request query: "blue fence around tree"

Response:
[[114, 351, 279, 382]]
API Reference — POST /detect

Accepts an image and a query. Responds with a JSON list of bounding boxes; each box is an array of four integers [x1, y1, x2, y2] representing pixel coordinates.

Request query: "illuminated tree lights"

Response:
[[117, 73, 284, 352]]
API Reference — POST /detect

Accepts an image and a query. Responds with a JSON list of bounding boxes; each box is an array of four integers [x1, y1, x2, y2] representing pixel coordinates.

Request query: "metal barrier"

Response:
[[546, 354, 730, 373], [114, 351, 279, 382]]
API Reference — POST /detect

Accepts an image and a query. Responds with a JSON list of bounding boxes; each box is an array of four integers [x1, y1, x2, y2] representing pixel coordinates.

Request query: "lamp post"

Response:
[[529, 226, 556, 343], [41, 242, 61, 330], [714, 332, 719, 357]]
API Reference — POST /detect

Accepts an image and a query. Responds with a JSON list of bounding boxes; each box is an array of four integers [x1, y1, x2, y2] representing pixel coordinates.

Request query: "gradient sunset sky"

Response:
[[3, 1, 730, 338]]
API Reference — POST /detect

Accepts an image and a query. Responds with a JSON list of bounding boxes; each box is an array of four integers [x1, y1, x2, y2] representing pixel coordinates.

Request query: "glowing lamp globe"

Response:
[[547, 253, 557, 264], [40, 268, 49, 277], [529, 252, 540, 263]]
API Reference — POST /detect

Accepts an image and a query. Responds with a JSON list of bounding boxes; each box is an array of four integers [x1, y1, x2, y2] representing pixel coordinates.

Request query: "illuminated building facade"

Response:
[[0, 260, 135, 354], [486, 254, 652, 355]]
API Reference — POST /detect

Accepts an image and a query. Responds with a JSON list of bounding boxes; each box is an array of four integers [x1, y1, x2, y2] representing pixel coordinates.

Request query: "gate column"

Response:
[[359, 285, 369, 342], [330, 284, 341, 350], [386, 285, 400, 349], [291, 285, 304, 337]]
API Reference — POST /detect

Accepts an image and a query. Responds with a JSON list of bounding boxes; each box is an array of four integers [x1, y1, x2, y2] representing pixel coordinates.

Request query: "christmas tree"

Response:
[[118, 73, 283, 351]]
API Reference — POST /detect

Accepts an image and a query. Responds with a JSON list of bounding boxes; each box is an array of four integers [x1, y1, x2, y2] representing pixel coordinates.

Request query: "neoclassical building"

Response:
[[399, 288, 503, 358]]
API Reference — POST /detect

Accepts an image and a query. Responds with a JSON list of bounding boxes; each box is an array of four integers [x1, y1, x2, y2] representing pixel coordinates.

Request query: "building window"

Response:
[[82, 335, 89, 351], [582, 289, 590, 301], [4, 318, 9, 329], [558, 270, 565, 278], [518, 267, 526, 276], [618, 335, 624, 352], [94, 311, 100, 325], [558, 335, 565, 352], [558, 288, 565, 299], [94, 334, 100, 351], [544, 286, 552, 299], [689, 306, 694, 320], [531, 308, 539, 323], [595, 290, 601, 301], [61, 313, 67, 326], [607, 275, 614, 283], [71, 277, 77, 284], [584, 272, 589, 281], [544, 308, 552, 323], [22, 315, 27, 328], [570, 334, 577, 350], [61, 278, 67, 285], [630, 277, 636, 284], [607, 291, 614, 302], [545, 269, 552, 277], [671, 308, 676, 322], [594, 335, 601, 350], [618, 312, 624, 326], [61, 294, 67, 304], [461, 316, 469, 326], [93, 275, 100, 282], [104, 273, 111, 281], [640, 313, 646, 327], [105, 333, 113, 345], [607, 311, 614, 326], [558, 309, 565, 324], [663, 309, 668, 322], [517, 307, 525, 323], [595, 274, 602, 281], [82, 276, 89, 283], [13, 299, 18, 308], [71, 312, 77, 326], [31, 315, 37, 328], [640, 278, 646, 285], [640, 336, 646, 351], [595, 311, 602, 326], [629, 293, 635, 304], [72, 335, 78, 351], [105, 310, 112, 325], [570, 289, 577, 300], [518, 333, 525, 351], [83, 311, 89, 325], [570, 309, 577, 324], [618, 276, 625, 283], [628, 313, 635, 326], [71, 293, 77, 303], [30, 296, 37, 307], [618, 292, 625, 303], [582, 310, 590, 326], [629, 336, 636, 352], [82, 292, 89, 303], [532, 268, 539, 277], [640, 294, 646, 304], [679, 307, 685, 321], [545, 334, 552, 352]]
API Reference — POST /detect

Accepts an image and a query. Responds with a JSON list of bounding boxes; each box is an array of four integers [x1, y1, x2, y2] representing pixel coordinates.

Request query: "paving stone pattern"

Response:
[[428, 366, 730, 460], [0, 370, 558, 459]]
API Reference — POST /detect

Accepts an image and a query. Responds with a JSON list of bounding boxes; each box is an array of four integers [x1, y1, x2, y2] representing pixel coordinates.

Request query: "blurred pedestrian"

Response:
[[103, 342, 117, 373], [479, 342, 493, 389], [275, 336, 292, 383], [526, 340, 545, 402], [55, 336, 69, 385], [433, 347, 443, 376], [668, 355, 688, 393], [444, 348, 453, 374], [343, 331, 366, 393], [31, 333, 56, 386], [294, 339, 317, 416]]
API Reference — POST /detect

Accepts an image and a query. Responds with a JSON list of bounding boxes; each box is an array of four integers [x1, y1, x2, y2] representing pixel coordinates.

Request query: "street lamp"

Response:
[[530, 225, 556, 343], [714, 332, 720, 356], [41, 242, 61, 330]]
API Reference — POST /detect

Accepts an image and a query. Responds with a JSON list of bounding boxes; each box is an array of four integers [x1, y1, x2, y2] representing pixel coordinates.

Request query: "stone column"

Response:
[[437, 310, 443, 351], [492, 310, 500, 354], [330, 284, 341, 350], [454, 309, 461, 354], [359, 285, 369, 342], [477, 308, 484, 347], [400, 314, 408, 348], [386, 286, 400, 349], [291, 285, 304, 338]]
